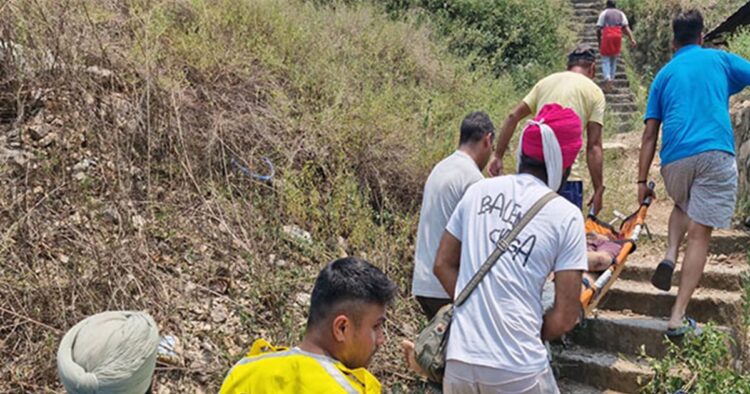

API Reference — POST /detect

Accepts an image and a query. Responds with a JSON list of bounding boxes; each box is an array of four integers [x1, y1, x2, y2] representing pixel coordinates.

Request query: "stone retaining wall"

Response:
[[731, 100, 750, 224]]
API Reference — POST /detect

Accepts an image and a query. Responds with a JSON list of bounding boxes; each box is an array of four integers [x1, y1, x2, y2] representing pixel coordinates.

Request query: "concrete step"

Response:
[[600, 279, 742, 325], [572, 3, 601, 8], [576, 10, 600, 18], [604, 93, 635, 104], [598, 74, 629, 82], [606, 90, 634, 98], [573, 9, 599, 16], [558, 378, 625, 394], [608, 102, 637, 113], [581, 27, 600, 34], [609, 79, 630, 88], [582, 33, 607, 39], [608, 110, 635, 118], [572, 311, 670, 358], [570, 310, 736, 359], [608, 111, 636, 121], [617, 256, 749, 292], [571, 0, 600, 6], [605, 85, 632, 92], [574, 16, 600, 25], [554, 345, 652, 393], [573, 4, 599, 10], [598, 76, 629, 82], [645, 228, 750, 257]]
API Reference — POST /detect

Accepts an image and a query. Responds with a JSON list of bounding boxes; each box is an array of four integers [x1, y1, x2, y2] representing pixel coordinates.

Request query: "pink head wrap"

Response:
[[520, 103, 583, 169]]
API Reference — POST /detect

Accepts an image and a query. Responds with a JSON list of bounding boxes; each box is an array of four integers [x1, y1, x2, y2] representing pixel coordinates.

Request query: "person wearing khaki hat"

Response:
[[57, 311, 160, 394]]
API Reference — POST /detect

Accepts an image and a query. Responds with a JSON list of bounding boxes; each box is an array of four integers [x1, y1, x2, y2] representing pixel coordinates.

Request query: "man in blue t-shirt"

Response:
[[637, 10, 749, 337]]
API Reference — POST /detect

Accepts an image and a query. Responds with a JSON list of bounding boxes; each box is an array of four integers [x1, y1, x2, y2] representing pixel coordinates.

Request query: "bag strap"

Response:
[[454, 191, 558, 307]]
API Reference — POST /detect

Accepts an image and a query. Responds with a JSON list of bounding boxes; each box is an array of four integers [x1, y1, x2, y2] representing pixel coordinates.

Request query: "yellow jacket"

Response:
[[219, 339, 382, 394]]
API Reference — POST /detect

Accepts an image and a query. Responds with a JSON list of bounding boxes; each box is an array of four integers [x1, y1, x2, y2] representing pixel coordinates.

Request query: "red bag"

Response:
[[600, 26, 622, 56]]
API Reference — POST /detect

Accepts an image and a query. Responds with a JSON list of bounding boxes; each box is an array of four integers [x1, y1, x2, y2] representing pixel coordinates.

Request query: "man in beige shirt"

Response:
[[488, 46, 606, 214]]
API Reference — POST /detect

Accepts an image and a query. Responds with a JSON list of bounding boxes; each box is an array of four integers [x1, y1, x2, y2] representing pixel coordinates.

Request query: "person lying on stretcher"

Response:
[[541, 232, 624, 312], [586, 232, 623, 270]]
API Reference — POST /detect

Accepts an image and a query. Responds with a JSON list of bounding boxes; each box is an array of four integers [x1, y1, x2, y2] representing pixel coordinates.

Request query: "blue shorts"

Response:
[[559, 180, 583, 210]]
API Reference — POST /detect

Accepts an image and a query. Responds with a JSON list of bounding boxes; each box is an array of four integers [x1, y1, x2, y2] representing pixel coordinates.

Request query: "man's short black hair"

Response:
[[307, 257, 397, 328], [459, 112, 495, 145], [517, 153, 572, 190], [567, 45, 597, 69], [518, 153, 548, 182], [606, 0, 616, 8], [673, 10, 703, 46]]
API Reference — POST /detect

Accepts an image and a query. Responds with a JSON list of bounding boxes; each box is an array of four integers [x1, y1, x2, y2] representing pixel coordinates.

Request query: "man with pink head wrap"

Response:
[[516, 103, 584, 192], [433, 104, 587, 393]]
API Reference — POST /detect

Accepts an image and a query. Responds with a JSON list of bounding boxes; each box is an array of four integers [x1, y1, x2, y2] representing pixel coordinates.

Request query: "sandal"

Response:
[[666, 317, 702, 337], [651, 259, 675, 291]]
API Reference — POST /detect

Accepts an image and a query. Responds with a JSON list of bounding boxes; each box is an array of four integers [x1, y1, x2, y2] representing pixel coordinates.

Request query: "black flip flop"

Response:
[[651, 259, 674, 291]]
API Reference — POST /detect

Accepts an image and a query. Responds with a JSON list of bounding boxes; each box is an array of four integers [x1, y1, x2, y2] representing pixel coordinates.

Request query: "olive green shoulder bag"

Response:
[[413, 191, 558, 383]]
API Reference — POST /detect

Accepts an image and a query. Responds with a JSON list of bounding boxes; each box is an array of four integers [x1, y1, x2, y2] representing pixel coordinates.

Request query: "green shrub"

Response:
[[345, 0, 575, 89], [729, 28, 750, 64], [640, 324, 750, 393]]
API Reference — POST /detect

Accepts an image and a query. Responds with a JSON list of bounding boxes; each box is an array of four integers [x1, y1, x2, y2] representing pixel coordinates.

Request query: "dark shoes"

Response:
[[651, 259, 675, 291]]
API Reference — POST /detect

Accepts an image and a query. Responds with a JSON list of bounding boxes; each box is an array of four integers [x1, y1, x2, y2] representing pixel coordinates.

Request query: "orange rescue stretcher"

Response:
[[580, 182, 655, 317]]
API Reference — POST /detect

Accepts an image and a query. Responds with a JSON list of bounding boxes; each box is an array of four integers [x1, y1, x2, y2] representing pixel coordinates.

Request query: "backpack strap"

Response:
[[454, 191, 558, 307]]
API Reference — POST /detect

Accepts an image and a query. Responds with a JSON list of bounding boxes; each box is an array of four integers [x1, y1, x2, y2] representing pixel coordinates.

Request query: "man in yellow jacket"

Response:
[[220, 257, 398, 393]]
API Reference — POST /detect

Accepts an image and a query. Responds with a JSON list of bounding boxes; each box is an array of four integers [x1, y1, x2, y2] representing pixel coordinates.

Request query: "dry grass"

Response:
[[0, 0, 524, 392]]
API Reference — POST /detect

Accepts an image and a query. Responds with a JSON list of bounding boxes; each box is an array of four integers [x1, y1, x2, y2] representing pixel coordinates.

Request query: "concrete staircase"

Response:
[[555, 201, 750, 392], [571, 0, 638, 130], [554, 5, 750, 392]]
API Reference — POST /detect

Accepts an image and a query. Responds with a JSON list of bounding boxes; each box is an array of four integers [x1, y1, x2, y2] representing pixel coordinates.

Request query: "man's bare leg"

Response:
[[667, 220, 712, 329], [653, 205, 690, 290], [665, 204, 690, 263]]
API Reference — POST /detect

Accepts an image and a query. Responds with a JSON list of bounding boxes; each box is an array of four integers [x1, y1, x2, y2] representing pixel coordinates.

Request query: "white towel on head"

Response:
[[516, 118, 564, 191], [57, 311, 159, 394]]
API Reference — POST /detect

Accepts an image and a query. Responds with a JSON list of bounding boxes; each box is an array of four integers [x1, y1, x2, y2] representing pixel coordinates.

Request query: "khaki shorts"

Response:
[[661, 150, 738, 229], [444, 360, 560, 394]]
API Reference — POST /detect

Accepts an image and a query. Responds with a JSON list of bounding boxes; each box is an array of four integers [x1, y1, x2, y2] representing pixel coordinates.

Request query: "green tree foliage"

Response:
[[327, 0, 575, 89]]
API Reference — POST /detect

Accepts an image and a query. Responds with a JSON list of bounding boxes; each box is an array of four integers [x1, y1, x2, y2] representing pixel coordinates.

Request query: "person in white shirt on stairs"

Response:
[[435, 104, 588, 394], [411, 111, 496, 319]]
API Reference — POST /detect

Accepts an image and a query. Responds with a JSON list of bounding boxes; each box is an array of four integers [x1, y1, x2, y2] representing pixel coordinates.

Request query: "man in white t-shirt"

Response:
[[434, 104, 587, 393], [411, 112, 495, 319]]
